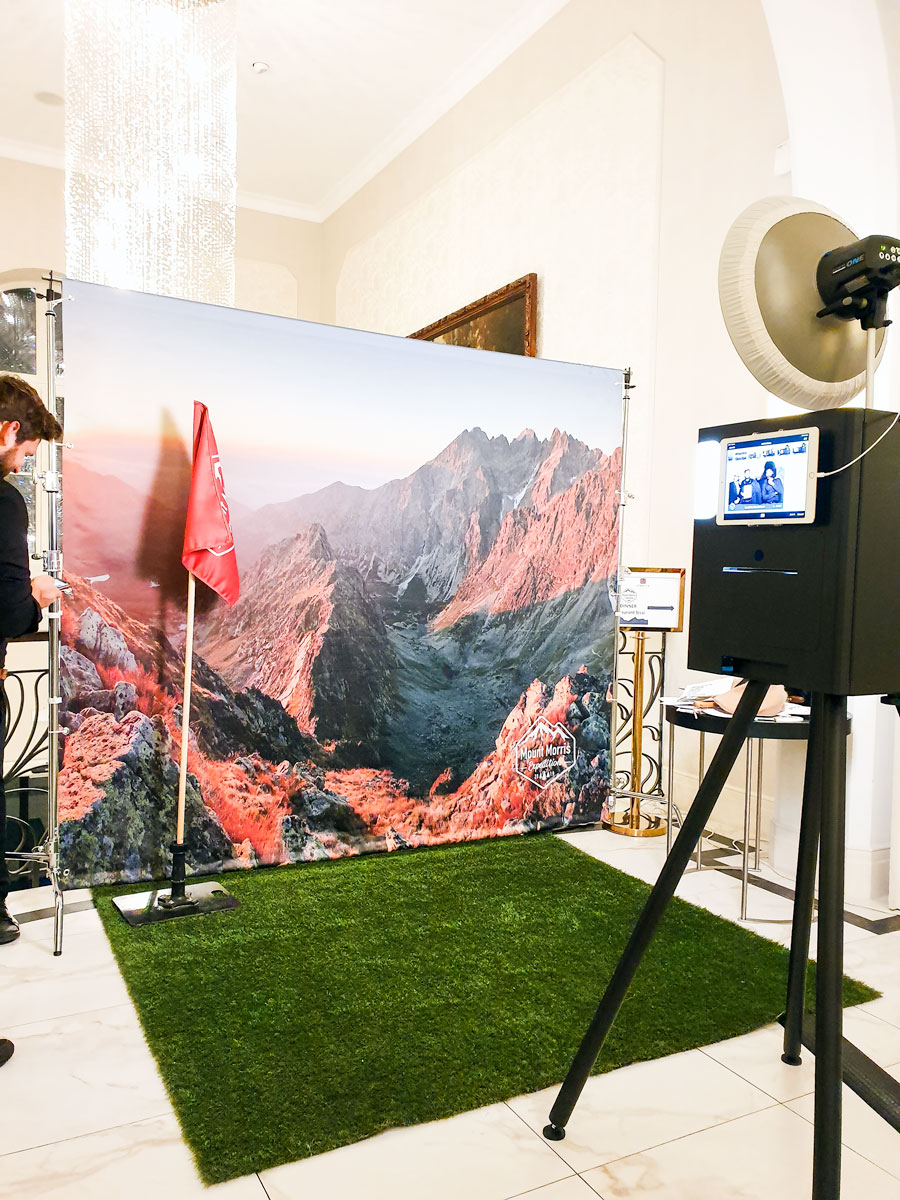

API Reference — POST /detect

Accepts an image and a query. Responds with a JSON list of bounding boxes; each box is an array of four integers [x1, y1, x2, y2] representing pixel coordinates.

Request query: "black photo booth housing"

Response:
[[689, 407, 900, 696]]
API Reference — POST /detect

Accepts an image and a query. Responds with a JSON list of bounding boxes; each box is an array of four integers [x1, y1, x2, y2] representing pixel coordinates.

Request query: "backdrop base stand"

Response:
[[602, 791, 667, 837], [601, 814, 667, 838], [112, 880, 238, 927]]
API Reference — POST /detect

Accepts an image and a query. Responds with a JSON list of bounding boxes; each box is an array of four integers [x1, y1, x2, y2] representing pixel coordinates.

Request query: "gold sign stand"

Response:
[[604, 567, 685, 838], [604, 630, 668, 836]]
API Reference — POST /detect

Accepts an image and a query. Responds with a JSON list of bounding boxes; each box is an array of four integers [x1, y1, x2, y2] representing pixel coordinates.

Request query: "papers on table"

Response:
[[660, 681, 810, 723]]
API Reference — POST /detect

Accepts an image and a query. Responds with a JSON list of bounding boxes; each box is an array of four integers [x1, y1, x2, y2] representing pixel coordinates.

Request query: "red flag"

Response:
[[182, 402, 240, 605]]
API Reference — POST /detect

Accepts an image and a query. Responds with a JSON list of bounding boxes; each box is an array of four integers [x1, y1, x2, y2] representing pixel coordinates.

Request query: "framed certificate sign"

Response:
[[618, 567, 685, 632]]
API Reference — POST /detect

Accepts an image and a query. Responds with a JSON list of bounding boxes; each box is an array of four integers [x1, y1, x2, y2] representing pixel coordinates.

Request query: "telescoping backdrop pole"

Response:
[[167, 570, 198, 906], [44, 276, 65, 954]]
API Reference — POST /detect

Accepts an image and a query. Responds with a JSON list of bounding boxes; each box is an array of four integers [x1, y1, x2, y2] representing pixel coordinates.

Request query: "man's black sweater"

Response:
[[0, 479, 41, 667]]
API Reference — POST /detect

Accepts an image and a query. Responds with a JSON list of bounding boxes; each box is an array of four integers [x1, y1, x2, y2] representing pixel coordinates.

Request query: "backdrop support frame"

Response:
[[3, 274, 68, 955]]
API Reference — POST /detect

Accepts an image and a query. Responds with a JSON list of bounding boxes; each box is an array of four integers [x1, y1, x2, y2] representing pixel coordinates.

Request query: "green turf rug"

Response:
[[94, 834, 877, 1184]]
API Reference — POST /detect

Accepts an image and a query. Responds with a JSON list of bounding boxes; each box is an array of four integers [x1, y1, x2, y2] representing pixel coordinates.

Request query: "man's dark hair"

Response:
[[0, 374, 63, 442]]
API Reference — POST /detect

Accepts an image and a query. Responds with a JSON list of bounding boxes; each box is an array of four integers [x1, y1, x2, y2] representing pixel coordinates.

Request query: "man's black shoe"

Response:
[[0, 1039, 13, 1068], [0, 902, 20, 944]]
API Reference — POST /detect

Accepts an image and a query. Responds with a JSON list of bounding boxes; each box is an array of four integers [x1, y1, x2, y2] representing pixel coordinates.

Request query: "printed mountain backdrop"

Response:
[[59, 427, 621, 885]]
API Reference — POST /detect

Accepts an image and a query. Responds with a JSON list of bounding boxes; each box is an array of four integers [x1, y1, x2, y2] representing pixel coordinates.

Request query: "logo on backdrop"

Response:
[[514, 718, 576, 790]]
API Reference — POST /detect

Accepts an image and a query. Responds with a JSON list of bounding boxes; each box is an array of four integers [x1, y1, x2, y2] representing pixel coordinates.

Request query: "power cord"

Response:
[[816, 410, 900, 478]]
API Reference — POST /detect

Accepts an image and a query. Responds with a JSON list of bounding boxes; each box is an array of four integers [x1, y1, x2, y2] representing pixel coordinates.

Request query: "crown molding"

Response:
[[0, 142, 323, 222], [0, 137, 64, 170], [236, 190, 323, 223], [316, 0, 572, 218]]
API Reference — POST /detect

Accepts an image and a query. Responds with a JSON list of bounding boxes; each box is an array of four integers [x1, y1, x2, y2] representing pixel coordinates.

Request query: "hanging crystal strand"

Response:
[[64, 0, 236, 306]]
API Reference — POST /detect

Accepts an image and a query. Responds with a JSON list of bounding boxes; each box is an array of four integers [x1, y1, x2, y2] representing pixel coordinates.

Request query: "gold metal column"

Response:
[[604, 628, 667, 837]]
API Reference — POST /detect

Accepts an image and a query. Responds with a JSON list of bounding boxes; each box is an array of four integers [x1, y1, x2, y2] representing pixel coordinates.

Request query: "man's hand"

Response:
[[31, 574, 61, 608]]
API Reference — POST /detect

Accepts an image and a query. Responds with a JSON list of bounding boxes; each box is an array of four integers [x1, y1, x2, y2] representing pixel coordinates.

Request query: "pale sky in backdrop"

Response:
[[63, 280, 624, 510]]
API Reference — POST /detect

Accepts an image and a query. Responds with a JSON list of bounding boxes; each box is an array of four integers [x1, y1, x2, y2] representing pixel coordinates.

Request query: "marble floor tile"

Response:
[[506, 1175, 602, 1199], [0, 1113, 265, 1199], [259, 1102, 571, 1200], [812, 918, 877, 948], [786, 1063, 900, 1183], [558, 830, 664, 860], [723, 884, 796, 923], [5, 885, 93, 915], [588, 854, 667, 892], [1, 927, 130, 1027], [701, 1008, 900, 1103], [856, 995, 900, 1032], [506, 1049, 773, 1173], [581, 1104, 900, 1199], [559, 833, 890, 943], [843, 932, 900, 1027], [0, 1004, 172, 1155], [670, 871, 753, 916], [11, 901, 106, 945], [557, 832, 878, 945]]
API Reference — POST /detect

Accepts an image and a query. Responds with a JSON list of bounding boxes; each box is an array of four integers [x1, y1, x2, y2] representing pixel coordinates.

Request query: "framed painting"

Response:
[[409, 273, 537, 356]]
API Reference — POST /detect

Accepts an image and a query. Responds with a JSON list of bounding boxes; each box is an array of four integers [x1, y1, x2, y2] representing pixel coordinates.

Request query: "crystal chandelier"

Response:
[[65, 0, 237, 306]]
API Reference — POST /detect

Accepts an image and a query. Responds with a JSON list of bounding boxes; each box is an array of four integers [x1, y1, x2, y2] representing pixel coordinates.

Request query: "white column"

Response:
[[761, 0, 900, 905]]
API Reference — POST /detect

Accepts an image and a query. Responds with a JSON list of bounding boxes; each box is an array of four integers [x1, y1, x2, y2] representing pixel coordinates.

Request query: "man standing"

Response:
[[0, 374, 63, 1068]]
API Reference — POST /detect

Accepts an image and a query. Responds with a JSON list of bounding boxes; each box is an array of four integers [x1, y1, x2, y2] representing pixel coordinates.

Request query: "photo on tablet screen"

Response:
[[717, 427, 819, 525]]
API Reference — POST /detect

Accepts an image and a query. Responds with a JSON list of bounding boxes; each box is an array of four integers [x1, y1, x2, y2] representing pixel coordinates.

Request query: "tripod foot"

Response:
[[781, 1052, 802, 1066], [543, 1123, 566, 1141]]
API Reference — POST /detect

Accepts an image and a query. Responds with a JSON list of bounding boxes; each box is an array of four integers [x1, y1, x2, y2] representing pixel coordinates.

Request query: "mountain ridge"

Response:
[[233, 427, 608, 605], [198, 523, 397, 743]]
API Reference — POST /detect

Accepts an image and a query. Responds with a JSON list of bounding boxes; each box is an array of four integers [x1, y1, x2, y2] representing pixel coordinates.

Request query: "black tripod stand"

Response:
[[543, 680, 900, 1200]]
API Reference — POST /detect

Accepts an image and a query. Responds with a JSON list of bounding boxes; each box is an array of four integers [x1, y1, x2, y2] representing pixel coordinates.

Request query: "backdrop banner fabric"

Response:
[[58, 280, 624, 886]]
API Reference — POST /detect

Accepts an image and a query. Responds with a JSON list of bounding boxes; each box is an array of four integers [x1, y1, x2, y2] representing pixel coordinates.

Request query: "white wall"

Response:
[[0, 157, 65, 275]]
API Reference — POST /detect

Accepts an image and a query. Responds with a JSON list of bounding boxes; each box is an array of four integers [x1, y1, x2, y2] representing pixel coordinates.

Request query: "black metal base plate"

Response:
[[111, 881, 239, 927]]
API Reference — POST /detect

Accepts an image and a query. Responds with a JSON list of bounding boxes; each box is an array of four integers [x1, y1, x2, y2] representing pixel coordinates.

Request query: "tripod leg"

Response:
[[812, 694, 846, 1200], [544, 680, 768, 1140], [782, 693, 825, 1065]]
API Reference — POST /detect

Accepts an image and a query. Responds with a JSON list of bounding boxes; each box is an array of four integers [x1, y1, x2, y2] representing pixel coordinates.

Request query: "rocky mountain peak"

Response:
[[293, 522, 334, 563], [199, 517, 396, 740]]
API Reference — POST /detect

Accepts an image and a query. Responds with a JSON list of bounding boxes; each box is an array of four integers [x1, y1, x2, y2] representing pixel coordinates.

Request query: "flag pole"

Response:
[[112, 402, 241, 926], [164, 569, 198, 907]]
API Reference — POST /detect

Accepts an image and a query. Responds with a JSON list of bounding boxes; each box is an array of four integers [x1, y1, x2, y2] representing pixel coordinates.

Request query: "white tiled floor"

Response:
[[2, 831, 898, 1199]]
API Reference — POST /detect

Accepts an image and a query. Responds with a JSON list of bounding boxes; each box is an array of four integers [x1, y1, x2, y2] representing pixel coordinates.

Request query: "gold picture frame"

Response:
[[409, 273, 537, 356]]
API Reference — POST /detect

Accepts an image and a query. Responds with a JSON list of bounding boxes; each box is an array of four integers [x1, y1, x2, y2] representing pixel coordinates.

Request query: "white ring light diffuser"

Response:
[[719, 196, 886, 409]]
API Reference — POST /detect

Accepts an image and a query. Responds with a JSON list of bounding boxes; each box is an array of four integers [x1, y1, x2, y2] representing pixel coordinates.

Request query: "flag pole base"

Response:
[[159, 841, 195, 908], [111, 880, 239, 927]]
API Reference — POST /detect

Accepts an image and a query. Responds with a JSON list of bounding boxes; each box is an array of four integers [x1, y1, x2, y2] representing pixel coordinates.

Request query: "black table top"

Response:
[[664, 702, 813, 740]]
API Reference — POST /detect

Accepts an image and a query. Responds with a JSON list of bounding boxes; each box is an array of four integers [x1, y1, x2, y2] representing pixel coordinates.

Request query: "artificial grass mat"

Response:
[[93, 834, 878, 1184]]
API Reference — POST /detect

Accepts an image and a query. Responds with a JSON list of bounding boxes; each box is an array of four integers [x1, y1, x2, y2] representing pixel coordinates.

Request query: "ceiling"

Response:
[[1, 0, 571, 221]]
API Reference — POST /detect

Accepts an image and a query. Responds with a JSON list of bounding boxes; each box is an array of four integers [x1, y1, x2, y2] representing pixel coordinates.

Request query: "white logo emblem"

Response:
[[514, 717, 576, 790]]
